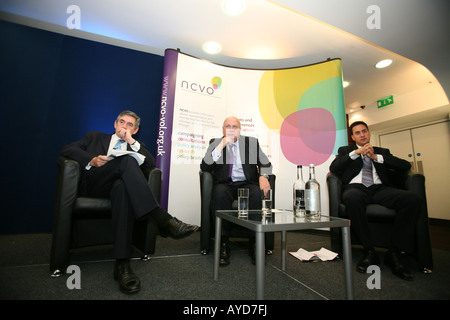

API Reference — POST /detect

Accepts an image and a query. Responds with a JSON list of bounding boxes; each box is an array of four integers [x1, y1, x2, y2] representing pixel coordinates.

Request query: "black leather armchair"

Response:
[[199, 171, 275, 254], [49, 156, 161, 277], [327, 171, 433, 273]]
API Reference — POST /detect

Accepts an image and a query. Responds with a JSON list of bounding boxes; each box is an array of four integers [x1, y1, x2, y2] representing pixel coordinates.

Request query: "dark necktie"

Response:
[[113, 139, 125, 150], [362, 155, 374, 187]]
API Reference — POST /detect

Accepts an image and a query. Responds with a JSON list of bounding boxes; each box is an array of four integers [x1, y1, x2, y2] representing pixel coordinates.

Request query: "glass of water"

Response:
[[238, 188, 249, 215], [261, 189, 272, 214]]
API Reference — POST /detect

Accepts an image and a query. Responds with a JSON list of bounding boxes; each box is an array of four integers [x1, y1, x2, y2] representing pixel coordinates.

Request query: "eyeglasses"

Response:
[[223, 124, 240, 129]]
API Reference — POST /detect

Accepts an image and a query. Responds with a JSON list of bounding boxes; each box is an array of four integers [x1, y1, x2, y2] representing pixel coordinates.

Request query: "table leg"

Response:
[[213, 216, 222, 281], [281, 230, 287, 271], [341, 225, 354, 300], [255, 231, 265, 300]]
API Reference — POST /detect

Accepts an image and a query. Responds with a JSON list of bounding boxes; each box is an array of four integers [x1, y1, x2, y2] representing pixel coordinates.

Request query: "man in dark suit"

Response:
[[61, 110, 198, 294], [329, 121, 420, 280], [201, 116, 272, 265]]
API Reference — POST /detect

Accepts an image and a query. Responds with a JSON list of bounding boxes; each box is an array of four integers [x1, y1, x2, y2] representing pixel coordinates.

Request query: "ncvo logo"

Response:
[[180, 80, 216, 96], [180, 77, 222, 96]]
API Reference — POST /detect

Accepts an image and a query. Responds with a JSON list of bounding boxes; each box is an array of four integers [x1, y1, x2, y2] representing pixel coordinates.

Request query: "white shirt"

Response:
[[348, 146, 384, 185], [108, 133, 140, 154], [211, 140, 246, 182], [85, 134, 141, 170]]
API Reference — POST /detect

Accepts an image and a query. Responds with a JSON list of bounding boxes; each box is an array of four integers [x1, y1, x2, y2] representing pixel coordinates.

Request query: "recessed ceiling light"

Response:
[[202, 41, 222, 55], [221, 0, 246, 16], [375, 59, 393, 69], [343, 81, 350, 88]]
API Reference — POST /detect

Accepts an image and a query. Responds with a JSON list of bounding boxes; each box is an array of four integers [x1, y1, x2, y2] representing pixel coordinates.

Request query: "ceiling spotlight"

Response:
[[202, 41, 222, 55], [375, 59, 393, 69], [221, 0, 246, 16]]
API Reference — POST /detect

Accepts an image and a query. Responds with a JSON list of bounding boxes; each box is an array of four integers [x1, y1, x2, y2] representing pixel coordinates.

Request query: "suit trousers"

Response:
[[342, 183, 421, 253], [211, 181, 261, 241], [83, 155, 166, 259]]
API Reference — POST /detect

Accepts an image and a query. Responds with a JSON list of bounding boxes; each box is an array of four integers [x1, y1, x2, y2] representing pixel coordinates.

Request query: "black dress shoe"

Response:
[[220, 242, 230, 266], [385, 251, 414, 281], [163, 217, 199, 239], [357, 249, 380, 273], [113, 260, 141, 294]]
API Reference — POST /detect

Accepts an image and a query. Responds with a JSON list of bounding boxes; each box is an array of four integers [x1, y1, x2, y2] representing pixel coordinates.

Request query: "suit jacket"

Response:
[[329, 145, 411, 186], [60, 131, 156, 170], [200, 135, 272, 185]]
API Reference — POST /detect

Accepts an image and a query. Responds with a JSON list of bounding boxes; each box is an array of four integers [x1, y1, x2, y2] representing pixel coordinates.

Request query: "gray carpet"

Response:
[[1, 231, 449, 301]]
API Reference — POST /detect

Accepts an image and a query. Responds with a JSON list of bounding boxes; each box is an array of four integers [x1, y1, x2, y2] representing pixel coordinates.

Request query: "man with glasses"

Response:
[[201, 116, 272, 265]]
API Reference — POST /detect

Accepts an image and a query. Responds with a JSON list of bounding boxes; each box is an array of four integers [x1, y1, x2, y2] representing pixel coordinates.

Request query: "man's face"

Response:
[[351, 124, 371, 146], [114, 115, 139, 135], [222, 117, 241, 142]]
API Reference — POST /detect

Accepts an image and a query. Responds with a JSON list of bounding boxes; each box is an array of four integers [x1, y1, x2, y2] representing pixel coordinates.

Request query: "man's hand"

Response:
[[259, 176, 271, 196], [214, 135, 235, 154], [356, 143, 377, 160], [117, 128, 136, 145], [224, 135, 235, 146], [90, 155, 111, 168]]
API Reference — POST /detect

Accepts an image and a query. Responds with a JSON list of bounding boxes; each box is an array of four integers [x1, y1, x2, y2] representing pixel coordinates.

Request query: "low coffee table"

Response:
[[213, 209, 353, 300]]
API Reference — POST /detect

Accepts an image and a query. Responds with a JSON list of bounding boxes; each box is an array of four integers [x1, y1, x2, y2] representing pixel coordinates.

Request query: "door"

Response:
[[378, 130, 416, 170], [379, 121, 450, 220]]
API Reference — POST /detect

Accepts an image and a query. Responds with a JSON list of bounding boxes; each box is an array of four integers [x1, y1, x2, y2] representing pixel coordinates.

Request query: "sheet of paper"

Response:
[[107, 150, 145, 166], [289, 247, 338, 262]]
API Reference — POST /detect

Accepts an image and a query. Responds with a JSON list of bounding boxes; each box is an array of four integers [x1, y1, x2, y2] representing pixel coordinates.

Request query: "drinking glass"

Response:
[[261, 189, 272, 214], [238, 188, 249, 215]]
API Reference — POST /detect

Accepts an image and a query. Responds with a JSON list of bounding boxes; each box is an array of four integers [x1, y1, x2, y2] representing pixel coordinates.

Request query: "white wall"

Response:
[[347, 73, 449, 137]]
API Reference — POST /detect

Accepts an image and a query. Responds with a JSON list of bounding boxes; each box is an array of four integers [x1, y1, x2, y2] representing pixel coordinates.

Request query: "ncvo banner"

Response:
[[156, 49, 347, 225]]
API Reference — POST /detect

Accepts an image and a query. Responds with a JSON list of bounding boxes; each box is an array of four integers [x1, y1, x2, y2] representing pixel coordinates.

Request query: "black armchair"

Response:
[[199, 171, 275, 254], [327, 171, 433, 273], [49, 156, 161, 277]]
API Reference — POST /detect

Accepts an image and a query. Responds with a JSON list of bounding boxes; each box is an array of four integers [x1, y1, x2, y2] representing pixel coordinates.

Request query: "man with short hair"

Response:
[[61, 110, 199, 294], [201, 116, 272, 265], [329, 121, 420, 280]]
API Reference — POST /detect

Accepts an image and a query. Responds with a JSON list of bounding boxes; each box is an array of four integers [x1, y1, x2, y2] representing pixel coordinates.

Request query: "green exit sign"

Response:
[[377, 95, 394, 108]]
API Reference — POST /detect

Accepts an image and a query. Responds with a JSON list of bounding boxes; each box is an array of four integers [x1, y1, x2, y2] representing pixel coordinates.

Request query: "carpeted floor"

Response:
[[1, 230, 449, 302]]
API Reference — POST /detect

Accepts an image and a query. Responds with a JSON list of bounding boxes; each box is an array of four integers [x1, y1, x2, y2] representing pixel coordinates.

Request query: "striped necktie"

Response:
[[361, 155, 374, 187], [228, 145, 235, 178]]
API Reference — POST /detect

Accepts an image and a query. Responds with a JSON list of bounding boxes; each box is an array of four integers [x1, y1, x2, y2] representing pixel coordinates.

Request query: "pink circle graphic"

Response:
[[280, 108, 336, 165]]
